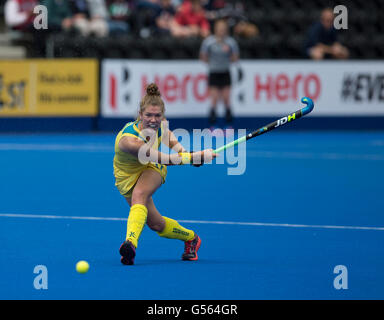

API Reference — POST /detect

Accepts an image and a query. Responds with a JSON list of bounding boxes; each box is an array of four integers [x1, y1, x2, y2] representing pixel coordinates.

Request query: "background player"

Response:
[[199, 18, 239, 131]]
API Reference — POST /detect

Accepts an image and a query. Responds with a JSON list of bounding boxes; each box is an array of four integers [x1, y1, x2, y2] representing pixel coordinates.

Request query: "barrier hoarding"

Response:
[[101, 60, 384, 118], [0, 59, 98, 117]]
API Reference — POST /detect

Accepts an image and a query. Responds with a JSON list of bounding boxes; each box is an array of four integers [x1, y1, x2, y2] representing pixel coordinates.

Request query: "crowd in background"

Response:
[[3, 0, 259, 39], [2, 0, 351, 60]]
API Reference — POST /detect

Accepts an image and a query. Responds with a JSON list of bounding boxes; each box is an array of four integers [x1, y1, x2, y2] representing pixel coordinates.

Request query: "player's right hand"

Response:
[[191, 149, 218, 166]]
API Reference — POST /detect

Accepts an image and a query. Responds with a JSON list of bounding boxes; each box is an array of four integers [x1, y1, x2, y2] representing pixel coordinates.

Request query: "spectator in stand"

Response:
[[232, 19, 258, 39], [86, 0, 110, 37], [106, 0, 135, 36], [40, 0, 74, 33], [202, 0, 258, 38], [134, 0, 164, 38], [304, 7, 349, 60], [154, 0, 176, 36], [4, 0, 49, 56], [41, 0, 125, 38], [4, 0, 38, 33], [171, 0, 210, 38], [66, 0, 114, 38], [201, 0, 225, 28], [68, 0, 93, 36], [171, 0, 181, 5]]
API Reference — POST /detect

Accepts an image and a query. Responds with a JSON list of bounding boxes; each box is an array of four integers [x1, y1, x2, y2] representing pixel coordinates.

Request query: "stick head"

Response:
[[300, 97, 315, 116]]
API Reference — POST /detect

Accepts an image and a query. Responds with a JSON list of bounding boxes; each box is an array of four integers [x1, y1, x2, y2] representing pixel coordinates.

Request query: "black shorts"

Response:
[[208, 71, 231, 88]]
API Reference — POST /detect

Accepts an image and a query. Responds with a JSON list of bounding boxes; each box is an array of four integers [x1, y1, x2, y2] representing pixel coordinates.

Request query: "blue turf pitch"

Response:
[[0, 130, 384, 299]]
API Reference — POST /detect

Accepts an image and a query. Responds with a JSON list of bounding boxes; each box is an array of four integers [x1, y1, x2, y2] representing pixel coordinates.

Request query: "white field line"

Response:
[[0, 143, 383, 161], [246, 150, 384, 161], [0, 143, 111, 152], [1, 213, 384, 231]]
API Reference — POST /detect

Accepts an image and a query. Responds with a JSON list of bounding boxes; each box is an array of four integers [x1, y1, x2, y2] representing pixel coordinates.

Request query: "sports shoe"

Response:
[[119, 240, 136, 265], [182, 235, 201, 261]]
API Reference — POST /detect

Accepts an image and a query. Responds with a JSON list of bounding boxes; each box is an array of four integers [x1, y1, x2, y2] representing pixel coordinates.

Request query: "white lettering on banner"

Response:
[[101, 60, 384, 117]]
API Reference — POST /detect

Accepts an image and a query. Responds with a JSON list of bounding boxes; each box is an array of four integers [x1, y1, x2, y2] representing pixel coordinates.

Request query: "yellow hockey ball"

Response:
[[76, 260, 89, 274]]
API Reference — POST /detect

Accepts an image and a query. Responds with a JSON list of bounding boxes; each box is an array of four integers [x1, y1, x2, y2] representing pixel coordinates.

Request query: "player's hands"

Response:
[[191, 149, 218, 167]]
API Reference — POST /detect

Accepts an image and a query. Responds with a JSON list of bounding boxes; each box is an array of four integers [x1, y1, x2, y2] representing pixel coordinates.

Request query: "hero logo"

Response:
[[254, 73, 321, 101], [141, 74, 209, 103], [108, 68, 130, 110]]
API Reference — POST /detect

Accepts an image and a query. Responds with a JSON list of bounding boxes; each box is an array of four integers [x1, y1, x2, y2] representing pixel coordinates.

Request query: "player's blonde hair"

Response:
[[138, 83, 165, 120]]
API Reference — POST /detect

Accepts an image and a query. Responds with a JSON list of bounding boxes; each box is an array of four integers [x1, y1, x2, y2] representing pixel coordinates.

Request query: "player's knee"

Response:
[[147, 218, 165, 232], [131, 188, 150, 205], [147, 221, 163, 232]]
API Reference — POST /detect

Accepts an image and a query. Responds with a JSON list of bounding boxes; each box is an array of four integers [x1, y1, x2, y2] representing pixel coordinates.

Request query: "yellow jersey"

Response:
[[113, 120, 167, 198]]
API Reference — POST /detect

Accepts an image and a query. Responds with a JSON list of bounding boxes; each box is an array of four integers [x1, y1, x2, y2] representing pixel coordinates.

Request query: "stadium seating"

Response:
[[0, 0, 383, 60]]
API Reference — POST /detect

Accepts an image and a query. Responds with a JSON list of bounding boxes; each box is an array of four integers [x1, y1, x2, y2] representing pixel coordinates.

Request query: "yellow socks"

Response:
[[126, 206, 194, 247], [126, 204, 148, 248], [157, 216, 195, 242]]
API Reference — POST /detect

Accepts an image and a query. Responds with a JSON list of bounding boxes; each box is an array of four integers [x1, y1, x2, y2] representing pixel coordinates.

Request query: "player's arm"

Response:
[[119, 136, 217, 166], [162, 127, 188, 153], [119, 136, 191, 166], [118, 136, 179, 166], [162, 129, 208, 167], [316, 43, 333, 54], [161, 128, 217, 166]]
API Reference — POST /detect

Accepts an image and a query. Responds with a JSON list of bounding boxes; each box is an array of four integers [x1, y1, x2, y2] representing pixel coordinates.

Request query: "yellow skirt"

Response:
[[114, 163, 167, 198]]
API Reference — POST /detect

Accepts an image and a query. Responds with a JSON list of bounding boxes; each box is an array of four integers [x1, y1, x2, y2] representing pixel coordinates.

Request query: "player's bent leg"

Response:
[[145, 197, 201, 261], [120, 170, 162, 265], [157, 216, 195, 242], [119, 196, 135, 265], [125, 195, 165, 233], [125, 203, 147, 248], [156, 215, 201, 261], [131, 169, 162, 206], [146, 197, 166, 232]]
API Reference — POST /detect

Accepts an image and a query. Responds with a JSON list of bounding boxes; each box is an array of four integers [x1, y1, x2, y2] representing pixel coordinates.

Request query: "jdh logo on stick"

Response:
[[274, 113, 296, 128]]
